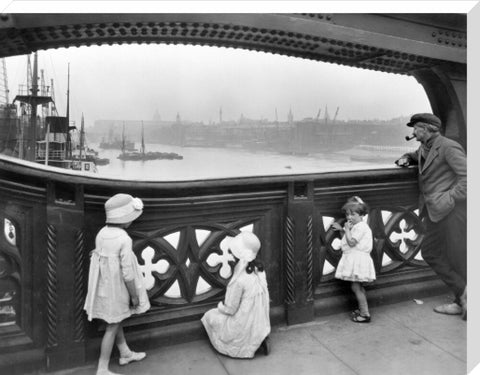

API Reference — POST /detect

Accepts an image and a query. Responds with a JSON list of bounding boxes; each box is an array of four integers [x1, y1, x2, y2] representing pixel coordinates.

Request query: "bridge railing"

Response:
[[0, 159, 445, 372]]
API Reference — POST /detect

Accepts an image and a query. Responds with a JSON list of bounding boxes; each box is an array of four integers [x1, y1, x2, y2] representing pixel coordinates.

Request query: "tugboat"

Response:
[[71, 113, 110, 168], [118, 121, 183, 161]]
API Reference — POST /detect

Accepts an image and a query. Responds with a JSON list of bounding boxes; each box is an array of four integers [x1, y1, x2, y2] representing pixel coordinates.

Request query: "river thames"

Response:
[[92, 143, 415, 181]]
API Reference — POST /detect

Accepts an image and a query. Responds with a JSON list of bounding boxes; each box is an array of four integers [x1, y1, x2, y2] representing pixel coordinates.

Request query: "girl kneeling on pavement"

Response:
[[202, 231, 271, 358]]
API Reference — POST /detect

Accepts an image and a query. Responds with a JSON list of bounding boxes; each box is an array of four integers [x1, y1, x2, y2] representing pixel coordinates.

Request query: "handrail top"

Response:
[[0, 153, 417, 189]]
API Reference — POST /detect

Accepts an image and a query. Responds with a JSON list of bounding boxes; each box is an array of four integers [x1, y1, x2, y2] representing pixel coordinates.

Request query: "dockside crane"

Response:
[[50, 78, 58, 116], [333, 106, 340, 123], [40, 69, 49, 119]]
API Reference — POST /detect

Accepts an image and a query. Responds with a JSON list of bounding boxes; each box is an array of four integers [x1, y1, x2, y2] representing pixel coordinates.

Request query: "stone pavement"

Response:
[[30, 294, 467, 375]]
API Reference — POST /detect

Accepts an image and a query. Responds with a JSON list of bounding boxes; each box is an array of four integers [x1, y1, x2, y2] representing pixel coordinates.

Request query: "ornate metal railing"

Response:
[[0, 158, 446, 372]]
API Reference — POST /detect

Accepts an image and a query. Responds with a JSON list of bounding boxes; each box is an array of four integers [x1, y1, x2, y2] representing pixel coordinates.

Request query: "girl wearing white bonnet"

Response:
[[201, 231, 271, 358], [84, 193, 150, 375]]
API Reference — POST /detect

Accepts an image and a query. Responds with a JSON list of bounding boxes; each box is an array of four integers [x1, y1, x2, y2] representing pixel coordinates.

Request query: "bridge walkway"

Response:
[[28, 294, 467, 375]]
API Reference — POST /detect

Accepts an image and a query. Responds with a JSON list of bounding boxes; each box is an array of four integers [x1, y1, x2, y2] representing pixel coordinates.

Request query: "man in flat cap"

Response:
[[396, 113, 467, 319]]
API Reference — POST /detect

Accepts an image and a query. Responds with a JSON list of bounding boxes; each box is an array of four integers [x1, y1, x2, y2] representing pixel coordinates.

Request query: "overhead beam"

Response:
[[0, 13, 466, 74]]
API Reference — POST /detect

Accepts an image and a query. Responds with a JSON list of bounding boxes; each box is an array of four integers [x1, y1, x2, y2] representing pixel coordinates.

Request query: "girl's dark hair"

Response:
[[106, 223, 127, 228], [341, 196, 369, 215], [246, 259, 265, 274]]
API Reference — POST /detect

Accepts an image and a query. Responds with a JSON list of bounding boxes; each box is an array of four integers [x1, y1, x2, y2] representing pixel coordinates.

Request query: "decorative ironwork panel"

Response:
[[378, 208, 425, 271], [0, 218, 20, 329], [0, 202, 38, 352], [319, 206, 425, 281], [130, 219, 258, 307]]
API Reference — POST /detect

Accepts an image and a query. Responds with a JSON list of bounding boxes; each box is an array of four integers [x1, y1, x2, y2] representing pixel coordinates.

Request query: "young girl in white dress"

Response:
[[84, 193, 151, 375], [332, 196, 376, 323], [201, 231, 271, 358]]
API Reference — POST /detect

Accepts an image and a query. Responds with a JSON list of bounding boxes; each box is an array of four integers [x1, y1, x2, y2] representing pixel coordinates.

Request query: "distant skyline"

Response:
[[4, 43, 432, 128]]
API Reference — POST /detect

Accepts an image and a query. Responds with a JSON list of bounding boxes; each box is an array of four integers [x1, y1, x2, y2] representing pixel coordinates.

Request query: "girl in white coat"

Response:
[[84, 193, 150, 375], [201, 231, 271, 358]]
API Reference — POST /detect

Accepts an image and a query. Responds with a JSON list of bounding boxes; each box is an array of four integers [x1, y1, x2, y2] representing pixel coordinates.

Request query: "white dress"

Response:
[[335, 221, 376, 282], [201, 263, 271, 358], [84, 226, 150, 323]]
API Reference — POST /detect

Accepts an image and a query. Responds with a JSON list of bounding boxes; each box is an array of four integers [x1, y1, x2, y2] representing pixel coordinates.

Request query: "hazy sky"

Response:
[[5, 43, 432, 128]]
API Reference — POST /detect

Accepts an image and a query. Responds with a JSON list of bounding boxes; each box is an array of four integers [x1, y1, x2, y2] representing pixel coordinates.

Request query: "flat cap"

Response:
[[406, 113, 442, 128]]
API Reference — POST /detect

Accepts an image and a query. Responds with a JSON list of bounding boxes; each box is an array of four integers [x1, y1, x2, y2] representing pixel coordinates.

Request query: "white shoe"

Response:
[[119, 351, 146, 366], [96, 370, 122, 375]]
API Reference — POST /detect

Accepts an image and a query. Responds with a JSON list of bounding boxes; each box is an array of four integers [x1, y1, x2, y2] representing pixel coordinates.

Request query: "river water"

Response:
[[93, 143, 412, 181]]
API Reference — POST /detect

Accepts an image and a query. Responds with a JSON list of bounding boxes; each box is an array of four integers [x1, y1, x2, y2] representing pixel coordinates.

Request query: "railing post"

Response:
[[284, 181, 315, 325], [45, 181, 86, 371]]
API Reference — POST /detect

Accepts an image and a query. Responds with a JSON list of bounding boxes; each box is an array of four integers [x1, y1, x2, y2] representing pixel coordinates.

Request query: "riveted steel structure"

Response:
[[0, 13, 467, 373]]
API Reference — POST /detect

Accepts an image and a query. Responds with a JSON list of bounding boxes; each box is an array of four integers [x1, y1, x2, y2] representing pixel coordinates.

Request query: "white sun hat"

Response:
[[229, 231, 261, 262], [105, 193, 144, 224]]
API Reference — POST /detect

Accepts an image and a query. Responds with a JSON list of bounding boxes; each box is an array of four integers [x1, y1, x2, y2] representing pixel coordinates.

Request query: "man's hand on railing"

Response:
[[395, 157, 410, 167]]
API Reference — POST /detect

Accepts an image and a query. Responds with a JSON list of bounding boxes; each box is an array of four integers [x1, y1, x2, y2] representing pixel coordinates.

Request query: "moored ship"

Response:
[[99, 138, 135, 150], [100, 124, 135, 150], [0, 53, 99, 172], [71, 113, 110, 168], [118, 121, 183, 161]]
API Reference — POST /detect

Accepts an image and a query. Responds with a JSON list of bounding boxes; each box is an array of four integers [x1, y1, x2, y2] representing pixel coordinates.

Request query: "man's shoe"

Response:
[[433, 303, 463, 315], [119, 351, 146, 366], [460, 286, 467, 320]]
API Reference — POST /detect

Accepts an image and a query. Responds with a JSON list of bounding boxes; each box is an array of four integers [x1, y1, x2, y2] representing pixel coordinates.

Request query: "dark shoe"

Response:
[[260, 336, 270, 356], [460, 287, 467, 320], [433, 303, 462, 315], [351, 314, 371, 323], [350, 309, 361, 317]]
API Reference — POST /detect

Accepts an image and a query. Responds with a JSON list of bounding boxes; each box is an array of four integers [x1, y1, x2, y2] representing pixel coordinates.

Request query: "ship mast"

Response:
[[66, 63, 72, 159], [13, 52, 52, 162], [0, 58, 9, 104], [274, 107, 279, 132], [121, 122, 126, 155], [26, 55, 31, 98], [141, 120, 145, 157], [79, 113, 85, 160], [30, 53, 39, 161]]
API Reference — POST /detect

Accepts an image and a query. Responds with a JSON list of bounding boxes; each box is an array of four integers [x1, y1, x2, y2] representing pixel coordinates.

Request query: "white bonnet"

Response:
[[105, 193, 143, 224], [229, 231, 261, 262]]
